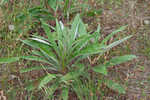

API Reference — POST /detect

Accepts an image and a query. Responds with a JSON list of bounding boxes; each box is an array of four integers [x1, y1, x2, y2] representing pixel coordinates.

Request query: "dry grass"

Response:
[[1, 0, 150, 99], [0, 8, 3, 26]]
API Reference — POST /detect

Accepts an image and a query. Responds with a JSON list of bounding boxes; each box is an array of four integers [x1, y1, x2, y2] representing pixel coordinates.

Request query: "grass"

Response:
[[1, 14, 136, 99], [0, 0, 150, 100]]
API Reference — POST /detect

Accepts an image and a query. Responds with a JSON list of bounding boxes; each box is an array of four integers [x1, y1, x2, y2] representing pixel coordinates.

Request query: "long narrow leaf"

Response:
[[21, 56, 49, 64], [106, 55, 136, 67], [31, 35, 49, 41], [77, 43, 106, 56], [21, 39, 39, 49], [20, 66, 57, 73], [38, 44, 58, 65], [31, 50, 59, 68], [48, 0, 57, 11], [32, 50, 45, 57], [61, 67, 84, 82], [0, 57, 20, 64], [105, 35, 132, 50], [71, 14, 80, 41], [46, 81, 59, 98], [101, 25, 127, 44], [71, 14, 87, 37], [41, 20, 59, 55], [72, 34, 94, 52], [62, 87, 69, 100], [25, 80, 38, 91], [30, 38, 50, 45], [93, 65, 107, 75], [41, 20, 56, 44], [104, 79, 125, 94], [56, 19, 63, 40], [38, 74, 56, 89]]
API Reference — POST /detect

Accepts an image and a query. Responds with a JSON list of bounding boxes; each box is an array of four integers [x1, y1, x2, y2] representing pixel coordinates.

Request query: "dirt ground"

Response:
[[1, 0, 150, 100], [98, 0, 150, 99]]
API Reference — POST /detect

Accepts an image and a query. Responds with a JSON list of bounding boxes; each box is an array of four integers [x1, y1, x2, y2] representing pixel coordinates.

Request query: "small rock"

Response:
[[8, 25, 15, 31], [143, 19, 150, 25]]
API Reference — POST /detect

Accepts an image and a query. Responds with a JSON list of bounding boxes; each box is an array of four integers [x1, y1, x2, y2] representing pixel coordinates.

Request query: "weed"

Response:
[[0, 14, 136, 99]]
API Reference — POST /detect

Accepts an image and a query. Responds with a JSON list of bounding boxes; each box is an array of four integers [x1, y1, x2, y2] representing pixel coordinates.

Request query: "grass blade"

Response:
[[104, 79, 125, 94], [106, 55, 136, 67], [20, 66, 57, 73], [21, 56, 49, 64], [93, 65, 107, 75], [38, 74, 56, 89], [0, 57, 20, 64], [62, 87, 69, 100], [101, 25, 127, 44], [105, 35, 132, 50]]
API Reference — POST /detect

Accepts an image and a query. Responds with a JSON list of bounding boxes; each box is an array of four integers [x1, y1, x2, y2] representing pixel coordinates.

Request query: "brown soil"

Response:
[[1, 0, 150, 100]]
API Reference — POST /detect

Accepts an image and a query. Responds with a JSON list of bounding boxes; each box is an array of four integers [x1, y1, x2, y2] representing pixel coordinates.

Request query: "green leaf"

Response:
[[21, 37, 51, 50], [61, 72, 78, 82], [28, 7, 42, 14], [78, 43, 106, 56], [38, 44, 58, 65], [104, 79, 125, 94], [61, 67, 84, 82], [16, 13, 26, 22], [0, 0, 9, 5], [56, 19, 64, 41], [25, 80, 36, 91], [86, 9, 103, 17], [30, 38, 50, 45], [41, 19, 55, 44], [61, 87, 69, 100], [38, 74, 56, 89], [21, 39, 59, 66], [21, 39, 47, 49], [72, 34, 91, 49], [107, 55, 136, 67], [93, 65, 107, 75], [32, 50, 44, 57], [46, 81, 59, 98], [0, 57, 20, 64], [28, 7, 54, 20], [64, 0, 69, 14], [71, 14, 87, 39], [105, 35, 132, 50], [71, 14, 80, 41], [23, 38, 58, 66], [69, 33, 100, 62], [31, 50, 59, 68], [20, 66, 56, 73], [95, 24, 101, 40], [90, 24, 101, 43], [101, 25, 127, 44], [31, 35, 49, 42], [77, 17, 87, 36], [72, 80, 85, 100], [21, 56, 49, 64], [70, 34, 94, 57], [48, 0, 57, 11]]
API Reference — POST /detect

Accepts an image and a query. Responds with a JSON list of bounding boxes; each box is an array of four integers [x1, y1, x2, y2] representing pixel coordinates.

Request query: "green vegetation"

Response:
[[0, 14, 136, 99], [0, 0, 149, 100]]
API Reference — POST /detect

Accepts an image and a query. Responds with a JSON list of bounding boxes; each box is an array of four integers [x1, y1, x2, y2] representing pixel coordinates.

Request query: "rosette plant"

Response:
[[0, 14, 136, 99]]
